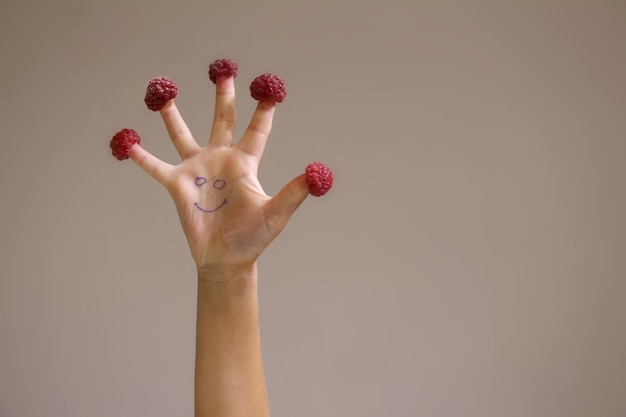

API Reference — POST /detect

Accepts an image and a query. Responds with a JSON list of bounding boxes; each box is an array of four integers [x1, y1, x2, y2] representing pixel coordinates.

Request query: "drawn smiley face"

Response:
[[194, 176, 227, 213]]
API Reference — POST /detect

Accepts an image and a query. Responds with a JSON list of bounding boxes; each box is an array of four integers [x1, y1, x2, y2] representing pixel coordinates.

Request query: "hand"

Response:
[[128, 75, 309, 272]]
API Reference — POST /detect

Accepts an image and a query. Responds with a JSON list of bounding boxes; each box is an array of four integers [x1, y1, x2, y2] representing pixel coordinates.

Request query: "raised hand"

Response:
[[126, 69, 314, 271]]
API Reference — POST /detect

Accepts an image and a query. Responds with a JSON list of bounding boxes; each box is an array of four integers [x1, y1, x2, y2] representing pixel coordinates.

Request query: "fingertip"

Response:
[[291, 173, 310, 199], [158, 99, 181, 122], [215, 76, 236, 95], [256, 99, 276, 112], [127, 142, 143, 159], [158, 99, 176, 113], [128, 143, 150, 166]]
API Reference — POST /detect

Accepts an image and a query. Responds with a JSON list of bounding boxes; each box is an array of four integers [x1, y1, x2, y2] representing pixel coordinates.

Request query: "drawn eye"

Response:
[[195, 177, 207, 186], [213, 179, 226, 189]]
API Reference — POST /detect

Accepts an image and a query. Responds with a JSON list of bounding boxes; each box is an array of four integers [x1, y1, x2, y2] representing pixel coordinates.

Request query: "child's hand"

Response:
[[128, 74, 310, 272]]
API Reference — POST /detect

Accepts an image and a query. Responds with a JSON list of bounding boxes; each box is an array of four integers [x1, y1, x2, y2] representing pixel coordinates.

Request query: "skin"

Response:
[[128, 75, 310, 417], [194, 177, 227, 212]]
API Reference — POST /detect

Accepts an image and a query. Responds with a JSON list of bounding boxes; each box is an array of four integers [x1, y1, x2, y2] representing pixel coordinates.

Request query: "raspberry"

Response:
[[305, 162, 333, 197], [110, 128, 141, 161], [208, 58, 239, 84], [250, 73, 286, 103], [144, 76, 178, 111]]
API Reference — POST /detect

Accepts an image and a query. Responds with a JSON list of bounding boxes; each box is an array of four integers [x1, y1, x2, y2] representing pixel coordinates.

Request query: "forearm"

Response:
[[194, 263, 269, 417]]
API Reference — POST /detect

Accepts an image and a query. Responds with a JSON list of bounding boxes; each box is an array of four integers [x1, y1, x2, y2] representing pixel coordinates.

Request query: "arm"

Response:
[[127, 73, 312, 416], [195, 264, 267, 417]]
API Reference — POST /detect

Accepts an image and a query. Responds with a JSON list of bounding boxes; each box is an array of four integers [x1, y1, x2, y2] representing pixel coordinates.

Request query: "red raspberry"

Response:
[[144, 76, 178, 111], [305, 162, 333, 197], [208, 58, 239, 84], [110, 128, 141, 161], [250, 73, 286, 103]]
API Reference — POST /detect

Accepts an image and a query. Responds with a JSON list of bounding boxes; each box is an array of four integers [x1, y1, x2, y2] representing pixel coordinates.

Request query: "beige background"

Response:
[[1, 1, 625, 416]]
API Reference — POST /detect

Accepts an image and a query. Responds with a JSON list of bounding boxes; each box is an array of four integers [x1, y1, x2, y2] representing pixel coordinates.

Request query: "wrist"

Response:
[[196, 262, 259, 317], [196, 262, 257, 283]]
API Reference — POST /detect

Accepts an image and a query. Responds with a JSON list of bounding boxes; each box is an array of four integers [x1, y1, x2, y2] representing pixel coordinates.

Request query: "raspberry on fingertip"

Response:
[[208, 58, 239, 84], [250, 73, 286, 103], [305, 162, 333, 197], [110, 128, 141, 161], [144, 76, 178, 111]]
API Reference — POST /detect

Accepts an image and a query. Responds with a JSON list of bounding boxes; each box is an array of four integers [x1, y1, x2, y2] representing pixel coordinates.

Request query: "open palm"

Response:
[[129, 76, 309, 270]]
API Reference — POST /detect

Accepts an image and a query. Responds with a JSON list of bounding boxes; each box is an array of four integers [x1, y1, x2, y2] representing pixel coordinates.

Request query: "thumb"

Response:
[[265, 173, 309, 233]]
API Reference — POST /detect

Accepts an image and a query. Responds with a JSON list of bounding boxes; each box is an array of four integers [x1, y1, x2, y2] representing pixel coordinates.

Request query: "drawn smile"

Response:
[[194, 176, 227, 213], [194, 199, 227, 213]]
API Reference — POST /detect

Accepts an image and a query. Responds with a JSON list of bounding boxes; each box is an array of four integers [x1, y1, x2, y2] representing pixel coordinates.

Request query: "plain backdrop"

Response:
[[1, 1, 625, 416]]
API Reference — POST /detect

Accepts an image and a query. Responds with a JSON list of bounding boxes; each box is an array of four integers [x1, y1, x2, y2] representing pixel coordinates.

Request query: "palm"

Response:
[[169, 147, 273, 266], [130, 76, 308, 268]]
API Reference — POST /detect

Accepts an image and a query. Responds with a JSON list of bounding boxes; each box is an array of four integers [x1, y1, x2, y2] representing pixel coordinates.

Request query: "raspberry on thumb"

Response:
[[305, 162, 333, 197]]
